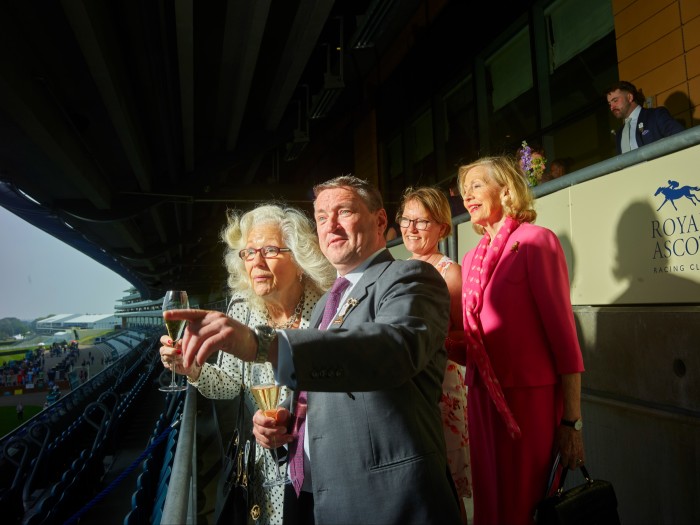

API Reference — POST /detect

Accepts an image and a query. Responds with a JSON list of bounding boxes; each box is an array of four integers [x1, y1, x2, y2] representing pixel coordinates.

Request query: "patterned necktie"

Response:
[[289, 276, 351, 496]]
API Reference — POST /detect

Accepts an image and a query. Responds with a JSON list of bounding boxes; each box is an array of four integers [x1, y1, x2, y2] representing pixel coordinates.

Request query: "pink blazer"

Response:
[[462, 223, 584, 388]]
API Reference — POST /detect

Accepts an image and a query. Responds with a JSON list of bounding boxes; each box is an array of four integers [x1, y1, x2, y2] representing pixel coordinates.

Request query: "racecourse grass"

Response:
[[0, 404, 43, 438]]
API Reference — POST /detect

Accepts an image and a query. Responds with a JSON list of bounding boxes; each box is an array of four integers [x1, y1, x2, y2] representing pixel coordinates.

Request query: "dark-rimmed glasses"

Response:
[[398, 217, 431, 230], [238, 246, 292, 261]]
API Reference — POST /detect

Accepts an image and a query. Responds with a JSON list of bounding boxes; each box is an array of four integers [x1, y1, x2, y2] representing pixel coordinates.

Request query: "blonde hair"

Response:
[[457, 156, 537, 234], [396, 186, 452, 239], [221, 203, 336, 311]]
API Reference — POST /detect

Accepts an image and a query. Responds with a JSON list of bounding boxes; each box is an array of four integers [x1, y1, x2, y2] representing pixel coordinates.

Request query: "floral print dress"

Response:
[[435, 255, 472, 499]]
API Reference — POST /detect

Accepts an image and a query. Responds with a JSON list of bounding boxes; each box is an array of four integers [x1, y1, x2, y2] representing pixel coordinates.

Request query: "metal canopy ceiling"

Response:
[[0, 0, 422, 302]]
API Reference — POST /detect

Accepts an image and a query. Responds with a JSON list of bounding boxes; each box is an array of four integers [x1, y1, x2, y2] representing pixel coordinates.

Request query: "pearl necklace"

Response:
[[265, 292, 304, 329]]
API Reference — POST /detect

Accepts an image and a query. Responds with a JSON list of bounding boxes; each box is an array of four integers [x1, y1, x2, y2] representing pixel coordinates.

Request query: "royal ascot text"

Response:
[[651, 215, 700, 259]]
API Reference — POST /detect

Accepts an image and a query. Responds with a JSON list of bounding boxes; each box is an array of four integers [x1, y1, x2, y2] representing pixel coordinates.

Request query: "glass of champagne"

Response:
[[160, 290, 189, 392], [251, 382, 291, 487]]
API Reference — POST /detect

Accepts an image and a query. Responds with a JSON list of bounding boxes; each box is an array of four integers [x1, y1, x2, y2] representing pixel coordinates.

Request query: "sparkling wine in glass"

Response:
[[160, 290, 189, 392], [251, 383, 291, 487]]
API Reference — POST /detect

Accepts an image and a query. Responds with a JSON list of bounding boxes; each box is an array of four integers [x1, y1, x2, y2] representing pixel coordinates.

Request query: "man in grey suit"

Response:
[[169, 176, 462, 524]]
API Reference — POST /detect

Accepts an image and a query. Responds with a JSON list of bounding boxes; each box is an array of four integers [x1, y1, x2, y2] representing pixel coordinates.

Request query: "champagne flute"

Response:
[[251, 382, 291, 487], [160, 290, 189, 392]]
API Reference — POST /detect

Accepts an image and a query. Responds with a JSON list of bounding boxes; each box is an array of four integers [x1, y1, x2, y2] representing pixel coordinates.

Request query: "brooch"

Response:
[[333, 298, 359, 325], [510, 241, 520, 252]]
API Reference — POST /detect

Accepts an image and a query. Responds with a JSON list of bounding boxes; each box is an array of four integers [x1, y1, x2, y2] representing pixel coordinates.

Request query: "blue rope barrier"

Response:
[[62, 416, 181, 525]]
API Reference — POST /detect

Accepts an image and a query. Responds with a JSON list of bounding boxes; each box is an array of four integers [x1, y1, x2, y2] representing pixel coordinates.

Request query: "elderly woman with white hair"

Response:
[[160, 203, 335, 525]]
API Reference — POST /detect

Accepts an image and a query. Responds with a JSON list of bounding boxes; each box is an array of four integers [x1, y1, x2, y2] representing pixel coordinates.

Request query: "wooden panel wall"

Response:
[[613, 0, 700, 127]]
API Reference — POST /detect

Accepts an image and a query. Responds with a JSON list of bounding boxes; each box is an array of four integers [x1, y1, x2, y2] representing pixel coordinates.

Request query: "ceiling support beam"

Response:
[[62, 0, 154, 193]]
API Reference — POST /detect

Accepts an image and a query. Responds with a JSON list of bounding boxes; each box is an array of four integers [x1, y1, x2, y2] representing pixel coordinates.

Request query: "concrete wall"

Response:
[[575, 306, 699, 524]]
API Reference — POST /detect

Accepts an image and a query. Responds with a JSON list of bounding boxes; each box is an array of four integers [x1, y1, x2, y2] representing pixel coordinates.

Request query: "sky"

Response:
[[0, 205, 132, 321]]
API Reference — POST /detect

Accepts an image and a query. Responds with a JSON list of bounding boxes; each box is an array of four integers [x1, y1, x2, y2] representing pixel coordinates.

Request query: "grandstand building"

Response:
[[36, 314, 118, 335], [114, 287, 163, 330]]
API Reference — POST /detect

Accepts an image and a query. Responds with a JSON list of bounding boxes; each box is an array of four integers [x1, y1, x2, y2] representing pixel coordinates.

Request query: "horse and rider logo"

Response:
[[654, 180, 700, 211]]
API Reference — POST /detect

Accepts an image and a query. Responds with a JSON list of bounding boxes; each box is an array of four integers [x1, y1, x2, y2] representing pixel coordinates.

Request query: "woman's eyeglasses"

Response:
[[238, 246, 292, 261], [398, 217, 431, 230]]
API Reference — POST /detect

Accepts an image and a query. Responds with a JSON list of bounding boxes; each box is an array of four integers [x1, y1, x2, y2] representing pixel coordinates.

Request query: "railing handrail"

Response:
[[161, 386, 197, 525]]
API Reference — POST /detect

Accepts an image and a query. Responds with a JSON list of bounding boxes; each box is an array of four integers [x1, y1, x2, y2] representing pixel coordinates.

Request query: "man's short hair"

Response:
[[606, 80, 645, 106], [313, 175, 384, 212]]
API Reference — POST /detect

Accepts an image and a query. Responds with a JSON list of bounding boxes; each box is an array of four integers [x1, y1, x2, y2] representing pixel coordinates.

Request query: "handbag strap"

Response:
[[223, 302, 252, 450], [543, 452, 561, 497], [544, 453, 594, 497]]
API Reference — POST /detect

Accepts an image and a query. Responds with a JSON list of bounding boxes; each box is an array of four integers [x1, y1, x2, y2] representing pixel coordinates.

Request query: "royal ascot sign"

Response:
[[569, 144, 700, 305], [651, 181, 700, 272]]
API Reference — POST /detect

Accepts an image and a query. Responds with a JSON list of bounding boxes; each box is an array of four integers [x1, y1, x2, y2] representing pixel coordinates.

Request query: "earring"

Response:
[[298, 273, 303, 283]]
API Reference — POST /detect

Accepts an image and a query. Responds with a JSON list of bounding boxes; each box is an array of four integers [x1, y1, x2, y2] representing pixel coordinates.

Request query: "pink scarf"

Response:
[[463, 216, 522, 439]]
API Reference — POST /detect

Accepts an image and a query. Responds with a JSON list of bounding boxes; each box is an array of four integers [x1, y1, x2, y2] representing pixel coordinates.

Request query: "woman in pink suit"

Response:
[[457, 156, 585, 525]]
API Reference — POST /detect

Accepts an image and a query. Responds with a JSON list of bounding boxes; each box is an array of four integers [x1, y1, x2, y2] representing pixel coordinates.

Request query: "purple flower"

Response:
[[519, 140, 546, 187]]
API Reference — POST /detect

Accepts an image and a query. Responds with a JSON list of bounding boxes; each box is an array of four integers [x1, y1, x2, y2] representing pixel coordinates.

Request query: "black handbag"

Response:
[[215, 359, 261, 525], [535, 453, 620, 525]]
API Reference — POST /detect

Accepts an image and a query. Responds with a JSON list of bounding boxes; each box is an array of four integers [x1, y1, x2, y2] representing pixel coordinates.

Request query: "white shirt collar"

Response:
[[627, 105, 642, 122], [338, 247, 386, 296]]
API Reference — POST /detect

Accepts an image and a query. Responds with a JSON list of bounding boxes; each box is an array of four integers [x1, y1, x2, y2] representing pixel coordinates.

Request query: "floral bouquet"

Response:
[[518, 140, 546, 187]]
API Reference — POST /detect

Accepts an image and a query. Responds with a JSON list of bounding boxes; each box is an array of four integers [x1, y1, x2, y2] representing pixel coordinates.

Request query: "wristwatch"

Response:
[[253, 325, 278, 363], [561, 417, 583, 431]]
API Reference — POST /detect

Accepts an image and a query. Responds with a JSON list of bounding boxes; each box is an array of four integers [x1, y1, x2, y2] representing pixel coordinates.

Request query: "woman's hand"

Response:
[[163, 309, 260, 368], [252, 408, 293, 449], [556, 425, 585, 470], [159, 336, 201, 379], [558, 372, 585, 469]]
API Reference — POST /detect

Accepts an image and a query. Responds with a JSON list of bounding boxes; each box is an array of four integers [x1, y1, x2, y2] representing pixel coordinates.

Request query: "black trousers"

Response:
[[283, 485, 315, 525]]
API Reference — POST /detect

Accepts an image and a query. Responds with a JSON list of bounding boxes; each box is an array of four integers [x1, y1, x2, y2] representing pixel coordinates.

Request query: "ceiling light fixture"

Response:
[[350, 0, 397, 50], [309, 18, 344, 120]]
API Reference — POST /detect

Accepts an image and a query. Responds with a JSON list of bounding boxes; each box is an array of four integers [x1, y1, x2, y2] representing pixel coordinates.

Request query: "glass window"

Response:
[[407, 110, 436, 184], [548, 110, 616, 175], [386, 133, 403, 181], [546, 0, 614, 71], [443, 77, 477, 171], [545, 0, 616, 124], [485, 27, 537, 153], [486, 28, 533, 112], [408, 110, 434, 163]]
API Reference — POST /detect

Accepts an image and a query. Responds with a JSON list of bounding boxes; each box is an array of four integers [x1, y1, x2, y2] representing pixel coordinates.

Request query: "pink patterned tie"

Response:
[[289, 276, 351, 496]]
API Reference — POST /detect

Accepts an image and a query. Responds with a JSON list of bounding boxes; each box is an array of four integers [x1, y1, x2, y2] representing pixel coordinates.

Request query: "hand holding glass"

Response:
[[161, 290, 189, 392], [251, 383, 291, 487]]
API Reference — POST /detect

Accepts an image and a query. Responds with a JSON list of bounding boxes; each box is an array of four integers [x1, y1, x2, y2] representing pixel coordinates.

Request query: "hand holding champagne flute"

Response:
[[160, 290, 189, 392], [251, 382, 291, 487]]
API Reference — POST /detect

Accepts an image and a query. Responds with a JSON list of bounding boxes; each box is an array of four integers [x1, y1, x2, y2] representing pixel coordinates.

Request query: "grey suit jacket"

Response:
[[281, 250, 461, 525]]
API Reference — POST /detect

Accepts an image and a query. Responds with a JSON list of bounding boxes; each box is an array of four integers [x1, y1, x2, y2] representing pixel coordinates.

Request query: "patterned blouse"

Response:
[[189, 287, 323, 525]]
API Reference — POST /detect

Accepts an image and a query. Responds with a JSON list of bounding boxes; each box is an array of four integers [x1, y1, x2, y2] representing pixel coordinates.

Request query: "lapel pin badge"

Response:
[[333, 298, 359, 324]]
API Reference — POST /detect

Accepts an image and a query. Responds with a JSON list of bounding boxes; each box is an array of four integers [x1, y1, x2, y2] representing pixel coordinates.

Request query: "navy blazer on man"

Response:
[[615, 106, 685, 154], [280, 249, 461, 525]]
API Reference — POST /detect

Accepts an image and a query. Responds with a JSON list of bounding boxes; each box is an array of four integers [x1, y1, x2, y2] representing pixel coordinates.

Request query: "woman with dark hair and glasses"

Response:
[[396, 186, 471, 524], [160, 203, 335, 524]]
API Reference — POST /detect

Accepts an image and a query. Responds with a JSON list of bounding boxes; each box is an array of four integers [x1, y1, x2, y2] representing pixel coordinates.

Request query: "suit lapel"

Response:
[[636, 108, 647, 145]]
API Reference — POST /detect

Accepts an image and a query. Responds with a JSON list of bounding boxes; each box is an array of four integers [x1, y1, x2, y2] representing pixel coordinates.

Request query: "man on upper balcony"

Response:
[[606, 80, 685, 155]]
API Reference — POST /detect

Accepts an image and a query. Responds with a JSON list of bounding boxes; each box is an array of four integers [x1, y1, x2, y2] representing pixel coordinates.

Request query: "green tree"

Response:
[[0, 318, 30, 339]]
